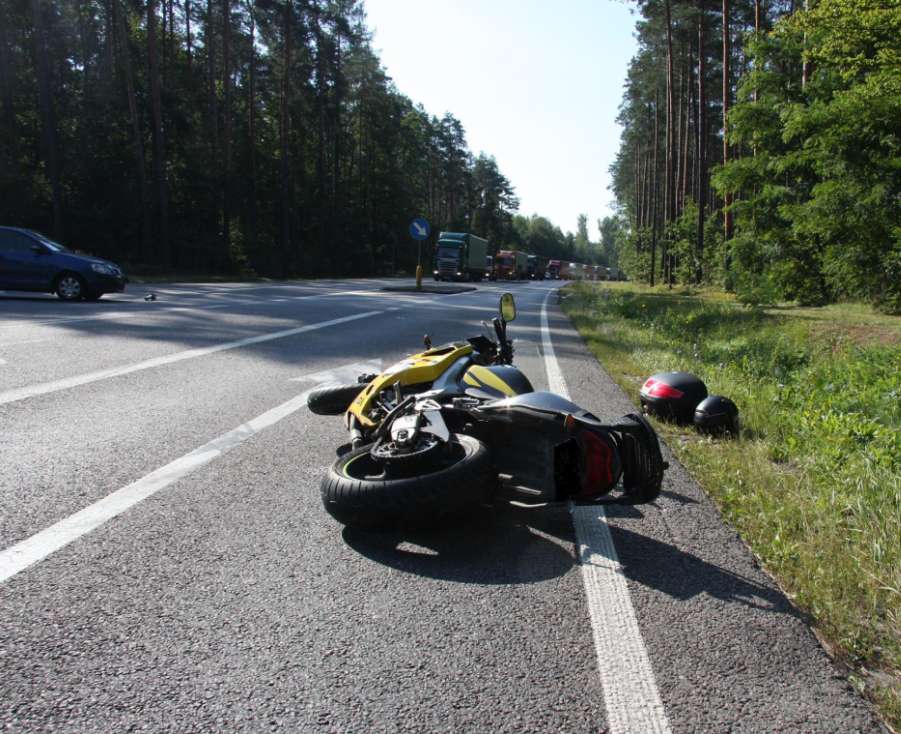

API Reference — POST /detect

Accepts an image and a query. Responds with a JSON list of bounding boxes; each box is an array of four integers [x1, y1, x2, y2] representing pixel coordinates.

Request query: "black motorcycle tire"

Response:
[[307, 383, 363, 415], [321, 434, 493, 530]]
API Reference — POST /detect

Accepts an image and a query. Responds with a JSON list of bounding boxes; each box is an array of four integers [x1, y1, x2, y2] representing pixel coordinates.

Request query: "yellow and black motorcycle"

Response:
[[307, 294, 666, 530]]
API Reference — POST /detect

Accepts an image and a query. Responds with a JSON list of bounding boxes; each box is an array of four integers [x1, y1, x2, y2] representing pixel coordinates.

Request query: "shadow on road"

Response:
[[342, 502, 577, 585], [603, 516, 800, 617], [345, 498, 799, 619]]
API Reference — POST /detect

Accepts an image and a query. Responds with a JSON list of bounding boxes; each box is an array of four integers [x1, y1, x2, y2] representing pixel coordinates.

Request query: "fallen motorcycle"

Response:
[[307, 293, 667, 530]]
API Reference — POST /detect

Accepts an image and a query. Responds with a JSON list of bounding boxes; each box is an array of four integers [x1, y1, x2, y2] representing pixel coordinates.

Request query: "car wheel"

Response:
[[55, 272, 86, 300]]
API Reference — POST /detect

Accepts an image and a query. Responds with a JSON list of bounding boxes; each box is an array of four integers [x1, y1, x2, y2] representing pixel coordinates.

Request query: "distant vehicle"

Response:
[[547, 259, 561, 279], [494, 250, 528, 280], [558, 261, 572, 280], [485, 255, 495, 280], [433, 232, 490, 282], [527, 254, 548, 280], [592, 265, 605, 281], [0, 226, 127, 301], [568, 262, 581, 280]]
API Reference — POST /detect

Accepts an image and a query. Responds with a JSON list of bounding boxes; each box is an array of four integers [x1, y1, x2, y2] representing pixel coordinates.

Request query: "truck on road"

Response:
[[433, 232, 490, 281], [495, 249, 528, 280], [527, 254, 548, 280]]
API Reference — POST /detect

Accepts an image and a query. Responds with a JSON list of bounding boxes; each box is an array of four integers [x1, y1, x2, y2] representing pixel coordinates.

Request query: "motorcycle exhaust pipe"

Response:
[[348, 415, 364, 449]]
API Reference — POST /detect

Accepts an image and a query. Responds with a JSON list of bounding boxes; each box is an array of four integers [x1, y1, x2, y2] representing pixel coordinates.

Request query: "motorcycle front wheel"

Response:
[[320, 434, 493, 531]]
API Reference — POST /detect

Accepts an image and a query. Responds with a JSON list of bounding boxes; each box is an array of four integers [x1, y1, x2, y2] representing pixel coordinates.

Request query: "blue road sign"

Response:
[[409, 217, 430, 240]]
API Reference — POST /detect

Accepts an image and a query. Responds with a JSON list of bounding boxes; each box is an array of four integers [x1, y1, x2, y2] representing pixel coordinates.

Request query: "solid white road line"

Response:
[[540, 290, 672, 734], [0, 387, 319, 584], [0, 310, 382, 407]]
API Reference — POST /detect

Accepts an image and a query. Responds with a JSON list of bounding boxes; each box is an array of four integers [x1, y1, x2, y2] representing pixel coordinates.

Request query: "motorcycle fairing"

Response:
[[348, 342, 474, 427], [475, 392, 622, 501]]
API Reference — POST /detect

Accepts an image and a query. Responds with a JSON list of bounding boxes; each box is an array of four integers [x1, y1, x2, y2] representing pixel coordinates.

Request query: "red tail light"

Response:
[[641, 378, 684, 400], [578, 429, 615, 492]]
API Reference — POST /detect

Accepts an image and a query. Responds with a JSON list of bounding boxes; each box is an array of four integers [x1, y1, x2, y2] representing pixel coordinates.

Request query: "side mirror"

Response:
[[499, 293, 516, 322]]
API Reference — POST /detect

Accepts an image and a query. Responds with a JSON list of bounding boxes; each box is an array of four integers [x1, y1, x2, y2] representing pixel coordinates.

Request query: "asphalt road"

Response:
[[0, 279, 885, 732]]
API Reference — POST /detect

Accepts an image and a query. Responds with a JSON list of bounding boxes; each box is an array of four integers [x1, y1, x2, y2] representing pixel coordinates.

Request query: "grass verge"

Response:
[[562, 281, 900, 728]]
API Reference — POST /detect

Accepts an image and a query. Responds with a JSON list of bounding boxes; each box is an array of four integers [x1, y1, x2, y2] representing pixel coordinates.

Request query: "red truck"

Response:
[[494, 250, 529, 280]]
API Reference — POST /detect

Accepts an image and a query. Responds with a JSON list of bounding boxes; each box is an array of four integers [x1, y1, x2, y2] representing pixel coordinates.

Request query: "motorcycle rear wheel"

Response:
[[321, 434, 493, 531]]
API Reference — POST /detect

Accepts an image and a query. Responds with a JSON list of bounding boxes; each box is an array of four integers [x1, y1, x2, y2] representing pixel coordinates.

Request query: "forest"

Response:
[[606, 0, 900, 312], [0, 0, 609, 280]]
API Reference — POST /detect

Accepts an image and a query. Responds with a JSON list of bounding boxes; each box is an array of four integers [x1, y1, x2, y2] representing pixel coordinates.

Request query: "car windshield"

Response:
[[32, 233, 69, 253], [497, 256, 513, 266]]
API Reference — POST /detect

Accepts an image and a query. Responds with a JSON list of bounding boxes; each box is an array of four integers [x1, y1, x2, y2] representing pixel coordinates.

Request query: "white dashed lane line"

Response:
[[0, 357, 378, 584]]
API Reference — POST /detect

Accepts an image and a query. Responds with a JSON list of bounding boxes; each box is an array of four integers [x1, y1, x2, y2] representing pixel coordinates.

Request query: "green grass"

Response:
[[562, 281, 900, 728]]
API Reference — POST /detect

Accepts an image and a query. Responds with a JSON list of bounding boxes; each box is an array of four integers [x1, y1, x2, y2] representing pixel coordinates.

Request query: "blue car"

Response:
[[0, 226, 128, 300]]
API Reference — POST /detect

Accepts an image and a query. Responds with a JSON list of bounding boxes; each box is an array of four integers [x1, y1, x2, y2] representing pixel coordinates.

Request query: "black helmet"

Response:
[[694, 395, 740, 437], [640, 371, 708, 424]]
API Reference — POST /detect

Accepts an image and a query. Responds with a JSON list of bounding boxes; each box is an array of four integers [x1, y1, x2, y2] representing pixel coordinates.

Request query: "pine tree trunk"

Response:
[[664, 0, 675, 227], [801, 0, 811, 87], [221, 0, 232, 264], [279, 1, 293, 276], [160, 0, 166, 81], [682, 46, 693, 212], [185, 0, 192, 68], [332, 31, 342, 266], [102, 0, 115, 94], [675, 58, 684, 218], [148, 0, 170, 264], [114, 0, 151, 260], [0, 3, 15, 133], [31, 0, 64, 239], [634, 141, 642, 232], [753, 0, 761, 101], [206, 0, 219, 269], [722, 0, 733, 245], [246, 1, 257, 254], [650, 90, 659, 287], [663, 0, 675, 285], [696, 2, 707, 284]]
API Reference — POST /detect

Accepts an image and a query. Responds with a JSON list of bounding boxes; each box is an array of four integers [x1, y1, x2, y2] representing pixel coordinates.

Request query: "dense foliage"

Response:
[[0, 0, 607, 276], [609, 0, 900, 312]]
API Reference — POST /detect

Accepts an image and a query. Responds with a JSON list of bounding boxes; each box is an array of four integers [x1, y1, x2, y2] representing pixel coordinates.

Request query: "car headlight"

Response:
[[91, 263, 119, 275]]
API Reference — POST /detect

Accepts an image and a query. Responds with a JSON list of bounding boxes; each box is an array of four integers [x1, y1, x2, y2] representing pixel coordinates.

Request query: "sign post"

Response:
[[409, 217, 430, 290]]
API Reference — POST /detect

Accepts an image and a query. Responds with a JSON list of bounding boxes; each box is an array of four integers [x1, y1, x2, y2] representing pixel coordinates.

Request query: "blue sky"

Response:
[[363, 0, 638, 237]]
